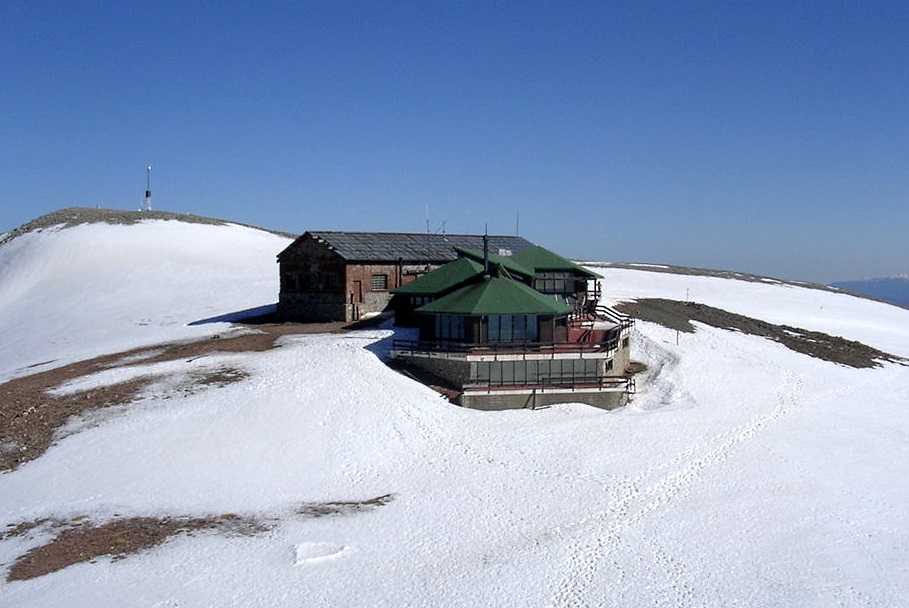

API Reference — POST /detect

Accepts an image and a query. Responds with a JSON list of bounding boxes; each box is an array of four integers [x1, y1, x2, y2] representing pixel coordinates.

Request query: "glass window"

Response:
[[371, 274, 388, 291], [500, 315, 513, 341], [434, 314, 465, 341], [537, 272, 574, 295], [525, 315, 538, 341], [488, 315, 538, 342], [513, 315, 525, 341]]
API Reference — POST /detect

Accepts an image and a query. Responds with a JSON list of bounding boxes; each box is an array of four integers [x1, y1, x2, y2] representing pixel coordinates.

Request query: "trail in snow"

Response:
[[546, 326, 807, 607]]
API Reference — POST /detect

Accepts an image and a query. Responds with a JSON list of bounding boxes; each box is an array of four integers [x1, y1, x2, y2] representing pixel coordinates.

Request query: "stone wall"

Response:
[[277, 292, 347, 323], [460, 389, 627, 411], [397, 354, 471, 386]]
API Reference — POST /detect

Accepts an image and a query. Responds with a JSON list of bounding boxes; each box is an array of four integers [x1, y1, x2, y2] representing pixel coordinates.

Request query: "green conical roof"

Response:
[[415, 276, 572, 316], [511, 246, 600, 278], [393, 257, 485, 295]]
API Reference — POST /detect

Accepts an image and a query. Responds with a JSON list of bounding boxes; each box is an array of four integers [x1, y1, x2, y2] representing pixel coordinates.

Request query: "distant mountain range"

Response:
[[830, 276, 909, 308]]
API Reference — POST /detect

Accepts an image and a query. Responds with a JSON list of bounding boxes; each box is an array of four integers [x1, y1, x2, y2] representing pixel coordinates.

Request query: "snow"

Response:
[[593, 266, 909, 359], [2, 220, 909, 606], [0, 220, 288, 383]]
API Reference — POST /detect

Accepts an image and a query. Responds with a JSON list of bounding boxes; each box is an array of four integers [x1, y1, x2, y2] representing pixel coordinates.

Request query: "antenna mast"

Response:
[[144, 165, 152, 211]]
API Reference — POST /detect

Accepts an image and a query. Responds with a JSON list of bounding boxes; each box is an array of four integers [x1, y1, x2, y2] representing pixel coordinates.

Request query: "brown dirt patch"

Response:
[[1, 316, 396, 582], [4, 493, 394, 582], [0, 322, 359, 471], [5, 514, 270, 582], [296, 493, 395, 518], [616, 298, 906, 369]]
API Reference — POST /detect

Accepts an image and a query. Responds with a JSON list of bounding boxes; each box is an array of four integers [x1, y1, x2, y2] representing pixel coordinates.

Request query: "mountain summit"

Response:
[[2, 212, 909, 606]]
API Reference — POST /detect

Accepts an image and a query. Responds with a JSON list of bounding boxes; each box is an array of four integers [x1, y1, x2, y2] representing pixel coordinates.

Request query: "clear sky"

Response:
[[2, 1, 907, 283]]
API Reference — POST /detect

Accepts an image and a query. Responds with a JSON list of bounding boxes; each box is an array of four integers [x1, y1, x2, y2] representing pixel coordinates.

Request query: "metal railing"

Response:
[[391, 337, 619, 357], [462, 374, 635, 394], [570, 304, 635, 333]]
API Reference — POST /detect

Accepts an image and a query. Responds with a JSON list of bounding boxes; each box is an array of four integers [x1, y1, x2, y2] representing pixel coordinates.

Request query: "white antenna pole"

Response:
[[144, 165, 152, 211], [516, 211, 520, 236]]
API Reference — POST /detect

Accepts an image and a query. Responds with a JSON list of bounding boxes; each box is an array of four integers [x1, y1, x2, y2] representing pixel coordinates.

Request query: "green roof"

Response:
[[511, 246, 601, 278], [393, 257, 484, 295], [415, 276, 573, 316], [453, 247, 535, 278]]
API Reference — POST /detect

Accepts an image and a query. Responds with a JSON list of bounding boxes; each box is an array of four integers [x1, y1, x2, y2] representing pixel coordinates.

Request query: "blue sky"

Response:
[[2, 1, 907, 283]]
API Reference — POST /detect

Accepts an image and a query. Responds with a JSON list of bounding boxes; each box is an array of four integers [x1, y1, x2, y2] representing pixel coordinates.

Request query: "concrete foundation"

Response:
[[459, 388, 627, 411]]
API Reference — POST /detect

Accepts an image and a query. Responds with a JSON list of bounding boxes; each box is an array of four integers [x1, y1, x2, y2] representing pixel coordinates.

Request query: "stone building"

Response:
[[276, 231, 535, 322]]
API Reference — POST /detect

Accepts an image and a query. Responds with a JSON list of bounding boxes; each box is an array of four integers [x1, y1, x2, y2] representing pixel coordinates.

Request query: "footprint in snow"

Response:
[[294, 542, 348, 565]]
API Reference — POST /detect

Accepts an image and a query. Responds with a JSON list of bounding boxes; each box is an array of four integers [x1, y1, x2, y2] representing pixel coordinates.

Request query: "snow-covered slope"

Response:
[[0, 219, 290, 382], [2, 219, 909, 607]]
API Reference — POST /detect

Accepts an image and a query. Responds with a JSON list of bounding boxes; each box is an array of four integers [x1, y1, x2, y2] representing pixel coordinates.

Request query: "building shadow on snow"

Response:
[[188, 304, 279, 326]]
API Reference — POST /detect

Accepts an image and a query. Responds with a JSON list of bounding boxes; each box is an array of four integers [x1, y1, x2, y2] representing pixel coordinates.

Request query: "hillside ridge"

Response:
[[0, 207, 294, 245]]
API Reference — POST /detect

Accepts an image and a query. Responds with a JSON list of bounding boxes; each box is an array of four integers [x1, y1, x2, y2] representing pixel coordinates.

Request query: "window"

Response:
[[536, 272, 574, 295], [469, 358, 599, 386], [487, 315, 538, 343], [434, 314, 465, 341], [371, 274, 388, 291]]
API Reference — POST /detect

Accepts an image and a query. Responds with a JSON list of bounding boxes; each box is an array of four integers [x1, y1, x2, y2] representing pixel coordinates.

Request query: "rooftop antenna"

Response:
[[483, 224, 490, 278], [516, 211, 520, 236], [143, 165, 152, 211]]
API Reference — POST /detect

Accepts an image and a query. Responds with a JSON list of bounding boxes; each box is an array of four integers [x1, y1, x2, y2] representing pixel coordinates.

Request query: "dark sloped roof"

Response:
[[393, 257, 485, 295], [511, 246, 601, 278], [416, 277, 573, 316], [290, 231, 535, 263]]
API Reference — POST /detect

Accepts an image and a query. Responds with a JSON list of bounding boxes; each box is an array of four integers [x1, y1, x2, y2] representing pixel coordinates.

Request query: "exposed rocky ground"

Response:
[[4, 514, 269, 582], [1, 319, 389, 583], [1, 324, 332, 472], [615, 298, 906, 369], [4, 492, 395, 582]]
